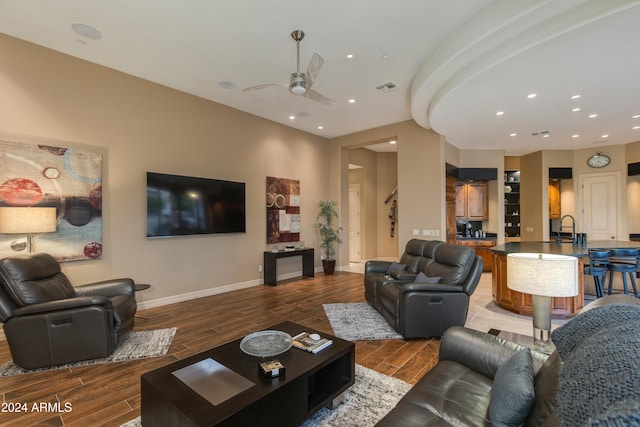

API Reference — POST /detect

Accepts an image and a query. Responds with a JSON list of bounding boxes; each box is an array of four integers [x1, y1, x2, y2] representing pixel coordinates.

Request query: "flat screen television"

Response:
[[146, 172, 246, 238]]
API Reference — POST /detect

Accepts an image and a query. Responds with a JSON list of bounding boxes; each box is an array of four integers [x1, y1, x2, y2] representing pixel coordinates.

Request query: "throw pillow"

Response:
[[414, 272, 441, 284], [385, 262, 407, 274], [490, 348, 535, 427]]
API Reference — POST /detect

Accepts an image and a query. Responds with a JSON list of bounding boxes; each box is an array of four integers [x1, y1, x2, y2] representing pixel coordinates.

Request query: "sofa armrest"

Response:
[[75, 278, 135, 297], [364, 260, 393, 274], [439, 326, 535, 379], [12, 296, 111, 317], [398, 282, 464, 294], [391, 271, 417, 281]]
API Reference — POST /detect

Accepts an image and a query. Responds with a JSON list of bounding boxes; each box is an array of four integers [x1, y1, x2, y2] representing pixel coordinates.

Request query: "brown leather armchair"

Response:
[[0, 253, 137, 369]]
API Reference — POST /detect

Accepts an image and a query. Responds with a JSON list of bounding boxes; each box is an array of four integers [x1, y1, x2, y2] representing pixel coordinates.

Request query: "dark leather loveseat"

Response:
[[0, 252, 137, 369], [364, 239, 483, 338], [376, 294, 640, 426]]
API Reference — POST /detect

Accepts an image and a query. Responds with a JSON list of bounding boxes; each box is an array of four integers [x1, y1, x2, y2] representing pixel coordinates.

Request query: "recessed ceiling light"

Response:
[[633, 126, 640, 130], [571, 94, 581, 99], [510, 133, 517, 137], [381, 54, 390, 60], [601, 134, 609, 138], [71, 23, 102, 40], [588, 114, 598, 118], [572, 107, 581, 112], [543, 134, 550, 138], [527, 93, 537, 99], [633, 115, 640, 119], [389, 140, 397, 144], [289, 115, 295, 120], [348, 99, 356, 104], [346, 54, 354, 59], [317, 125, 324, 130], [572, 134, 580, 138], [496, 111, 504, 116]]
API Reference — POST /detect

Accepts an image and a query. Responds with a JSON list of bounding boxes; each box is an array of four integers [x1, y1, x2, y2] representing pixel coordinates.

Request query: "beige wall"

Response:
[[330, 121, 443, 264], [0, 34, 330, 305], [376, 152, 398, 258]]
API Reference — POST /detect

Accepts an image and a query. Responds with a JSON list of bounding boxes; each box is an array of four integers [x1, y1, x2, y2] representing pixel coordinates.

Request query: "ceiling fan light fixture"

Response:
[[289, 73, 307, 94]]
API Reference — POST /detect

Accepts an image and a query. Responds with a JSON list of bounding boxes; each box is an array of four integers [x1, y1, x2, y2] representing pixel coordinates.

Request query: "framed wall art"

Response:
[[0, 137, 103, 261]]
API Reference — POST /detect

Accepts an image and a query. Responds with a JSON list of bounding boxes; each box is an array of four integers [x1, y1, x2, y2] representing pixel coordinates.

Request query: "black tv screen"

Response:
[[146, 172, 246, 238]]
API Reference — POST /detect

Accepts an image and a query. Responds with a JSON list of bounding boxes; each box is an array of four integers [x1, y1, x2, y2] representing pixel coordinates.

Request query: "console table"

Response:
[[263, 248, 314, 286]]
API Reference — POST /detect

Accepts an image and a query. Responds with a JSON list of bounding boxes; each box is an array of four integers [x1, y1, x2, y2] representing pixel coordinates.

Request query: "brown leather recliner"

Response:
[[0, 252, 137, 369]]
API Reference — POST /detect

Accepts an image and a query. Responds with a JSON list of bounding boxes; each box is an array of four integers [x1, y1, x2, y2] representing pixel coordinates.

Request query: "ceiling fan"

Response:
[[243, 30, 335, 105]]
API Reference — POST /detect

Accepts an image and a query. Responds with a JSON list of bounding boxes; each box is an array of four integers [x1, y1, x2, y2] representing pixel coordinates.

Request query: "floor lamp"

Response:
[[0, 207, 57, 253], [507, 253, 578, 353]]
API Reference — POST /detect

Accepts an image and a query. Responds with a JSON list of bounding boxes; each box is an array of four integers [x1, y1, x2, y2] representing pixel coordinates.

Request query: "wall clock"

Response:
[[587, 152, 611, 168]]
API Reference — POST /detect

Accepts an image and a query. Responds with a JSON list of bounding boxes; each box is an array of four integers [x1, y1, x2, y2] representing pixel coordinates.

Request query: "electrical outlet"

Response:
[[413, 229, 419, 236], [433, 230, 440, 236], [422, 229, 429, 236], [526, 227, 534, 232], [258, 265, 263, 272]]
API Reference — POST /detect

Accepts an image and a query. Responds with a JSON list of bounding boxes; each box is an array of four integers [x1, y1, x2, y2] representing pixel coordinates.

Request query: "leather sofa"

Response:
[[364, 239, 483, 338], [376, 294, 640, 426], [0, 252, 137, 369]]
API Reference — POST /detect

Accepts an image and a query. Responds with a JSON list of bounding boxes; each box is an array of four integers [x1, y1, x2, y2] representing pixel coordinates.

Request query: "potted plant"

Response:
[[315, 200, 342, 274]]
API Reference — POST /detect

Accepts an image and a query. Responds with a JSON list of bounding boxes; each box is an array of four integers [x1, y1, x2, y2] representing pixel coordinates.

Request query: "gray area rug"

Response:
[[323, 302, 403, 340], [0, 327, 177, 376], [120, 364, 411, 427]]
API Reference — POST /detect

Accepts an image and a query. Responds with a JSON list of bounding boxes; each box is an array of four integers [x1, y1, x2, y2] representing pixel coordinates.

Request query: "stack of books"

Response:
[[291, 332, 333, 354]]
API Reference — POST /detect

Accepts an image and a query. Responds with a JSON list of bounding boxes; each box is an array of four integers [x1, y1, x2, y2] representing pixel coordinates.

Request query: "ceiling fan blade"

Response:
[[306, 53, 324, 89], [304, 88, 335, 105], [242, 83, 280, 92]]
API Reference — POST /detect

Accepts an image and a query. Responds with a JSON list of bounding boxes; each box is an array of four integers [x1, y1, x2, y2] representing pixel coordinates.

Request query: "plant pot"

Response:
[[322, 259, 336, 275]]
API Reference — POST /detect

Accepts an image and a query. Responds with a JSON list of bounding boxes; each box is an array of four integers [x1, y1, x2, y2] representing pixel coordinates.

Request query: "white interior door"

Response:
[[349, 184, 361, 262], [580, 173, 619, 240]]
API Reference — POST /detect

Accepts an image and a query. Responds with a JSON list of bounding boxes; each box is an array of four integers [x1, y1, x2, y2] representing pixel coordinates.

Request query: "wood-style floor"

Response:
[[0, 272, 440, 427]]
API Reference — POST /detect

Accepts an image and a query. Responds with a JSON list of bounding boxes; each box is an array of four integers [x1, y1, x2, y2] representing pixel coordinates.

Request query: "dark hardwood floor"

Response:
[[0, 271, 439, 426]]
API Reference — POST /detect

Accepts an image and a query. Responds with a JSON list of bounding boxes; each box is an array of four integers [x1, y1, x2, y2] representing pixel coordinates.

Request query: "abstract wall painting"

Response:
[[0, 138, 103, 261], [266, 176, 300, 244]]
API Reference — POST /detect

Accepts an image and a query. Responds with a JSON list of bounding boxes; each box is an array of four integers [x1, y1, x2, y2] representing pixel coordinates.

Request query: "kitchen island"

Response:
[[490, 240, 640, 318]]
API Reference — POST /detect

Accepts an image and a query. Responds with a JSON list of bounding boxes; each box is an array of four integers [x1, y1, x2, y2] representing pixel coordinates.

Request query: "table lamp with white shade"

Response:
[[507, 253, 579, 352], [0, 207, 57, 253]]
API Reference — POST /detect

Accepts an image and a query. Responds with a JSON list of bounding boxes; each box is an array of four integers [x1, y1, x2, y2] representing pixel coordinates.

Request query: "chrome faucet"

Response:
[[559, 215, 576, 243]]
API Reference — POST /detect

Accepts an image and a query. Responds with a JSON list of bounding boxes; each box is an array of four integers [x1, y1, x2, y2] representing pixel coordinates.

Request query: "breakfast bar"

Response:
[[490, 240, 640, 318]]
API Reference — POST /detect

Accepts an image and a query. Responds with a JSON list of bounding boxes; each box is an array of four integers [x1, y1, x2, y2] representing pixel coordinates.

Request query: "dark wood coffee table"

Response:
[[141, 321, 355, 426]]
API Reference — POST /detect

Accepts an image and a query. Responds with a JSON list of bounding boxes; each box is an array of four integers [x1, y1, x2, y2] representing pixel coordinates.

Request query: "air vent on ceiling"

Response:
[[376, 82, 398, 92], [531, 130, 550, 137]]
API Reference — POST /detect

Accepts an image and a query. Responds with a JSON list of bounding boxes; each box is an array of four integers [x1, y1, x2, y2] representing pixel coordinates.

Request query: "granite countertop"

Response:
[[490, 240, 640, 257]]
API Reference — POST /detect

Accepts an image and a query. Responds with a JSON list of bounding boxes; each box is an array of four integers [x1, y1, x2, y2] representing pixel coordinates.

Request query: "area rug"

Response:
[[0, 327, 177, 377], [323, 302, 403, 340], [120, 364, 411, 427]]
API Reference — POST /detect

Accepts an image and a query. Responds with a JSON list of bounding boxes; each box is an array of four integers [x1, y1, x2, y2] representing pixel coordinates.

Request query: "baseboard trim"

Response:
[[137, 267, 328, 310]]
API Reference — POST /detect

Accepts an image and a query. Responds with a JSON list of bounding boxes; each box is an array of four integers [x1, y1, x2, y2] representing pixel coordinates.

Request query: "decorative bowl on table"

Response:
[[240, 330, 293, 357]]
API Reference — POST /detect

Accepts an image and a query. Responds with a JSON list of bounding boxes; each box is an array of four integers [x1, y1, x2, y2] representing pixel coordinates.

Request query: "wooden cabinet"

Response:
[[458, 238, 496, 272], [549, 180, 561, 219], [446, 177, 457, 244], [455, 181, 488, 220]]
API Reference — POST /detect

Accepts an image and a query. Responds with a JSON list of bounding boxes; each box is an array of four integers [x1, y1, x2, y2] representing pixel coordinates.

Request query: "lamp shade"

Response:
[[0, 207, 57, 234], [507, 253, 579, 297]]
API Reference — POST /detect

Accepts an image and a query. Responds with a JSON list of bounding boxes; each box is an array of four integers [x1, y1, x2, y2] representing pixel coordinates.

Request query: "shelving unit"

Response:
[[504, 170, 520, 238]]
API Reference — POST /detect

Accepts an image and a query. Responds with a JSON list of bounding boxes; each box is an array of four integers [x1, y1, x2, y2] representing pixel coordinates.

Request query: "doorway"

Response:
[[580, 172, 620, 240]]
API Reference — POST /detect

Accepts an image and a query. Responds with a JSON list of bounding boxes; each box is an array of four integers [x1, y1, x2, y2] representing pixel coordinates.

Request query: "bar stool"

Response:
[[606, 248, 640, 297], [584, 249, 611, 298]]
